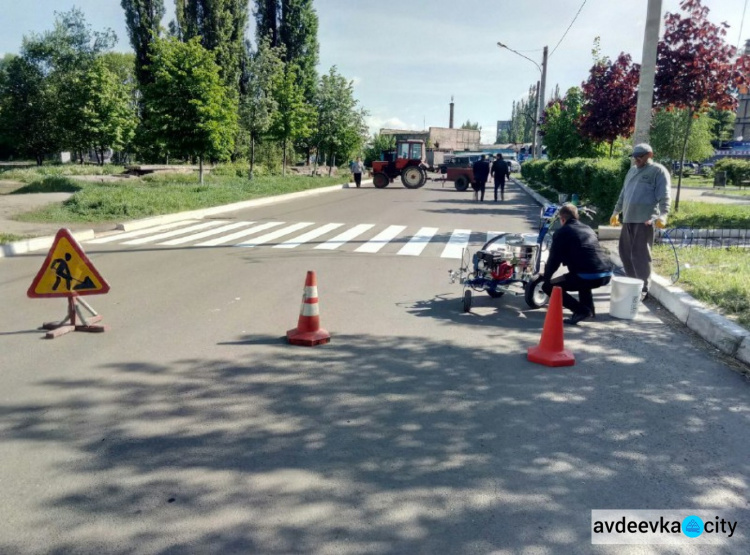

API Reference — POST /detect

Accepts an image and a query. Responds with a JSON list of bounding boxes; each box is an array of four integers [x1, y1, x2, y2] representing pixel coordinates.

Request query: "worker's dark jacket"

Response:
[[543, 219, 612, 282], [472, 160, 490, 182], [491, 159, 510, 182]]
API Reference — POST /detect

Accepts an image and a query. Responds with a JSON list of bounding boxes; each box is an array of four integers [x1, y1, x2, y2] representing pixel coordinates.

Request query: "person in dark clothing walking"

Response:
[[471, 155, 491, 202], [541, 204, 613, 325], [490, 153, 510, 201]]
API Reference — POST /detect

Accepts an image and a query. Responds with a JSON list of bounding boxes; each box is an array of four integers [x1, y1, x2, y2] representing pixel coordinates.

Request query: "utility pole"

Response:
[[530, 80, 540, 158], [633, 0, 663, 146], [535, 46, 548, 159]]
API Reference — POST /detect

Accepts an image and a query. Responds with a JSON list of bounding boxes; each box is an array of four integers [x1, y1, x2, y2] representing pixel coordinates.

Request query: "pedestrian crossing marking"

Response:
[[397, 227, 439, 256], [441, 229, 471, 259], [235, 222, 314, 247], [355, 225, 407, 253], [273, 223, 345, 249], [86, 220, 201, 244], [314, 224, 375, 250], [487, 231, 503, 244], [123, 220, 230, 245], [160, 221, 256, 246], [195, 221, 285, 247]]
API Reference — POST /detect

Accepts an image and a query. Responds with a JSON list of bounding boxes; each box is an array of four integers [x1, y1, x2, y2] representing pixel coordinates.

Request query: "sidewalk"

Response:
[[511, 176, 750, 369]]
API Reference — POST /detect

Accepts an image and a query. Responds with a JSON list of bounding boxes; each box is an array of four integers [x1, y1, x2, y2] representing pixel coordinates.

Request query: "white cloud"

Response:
[[365, 115, 421, 135]]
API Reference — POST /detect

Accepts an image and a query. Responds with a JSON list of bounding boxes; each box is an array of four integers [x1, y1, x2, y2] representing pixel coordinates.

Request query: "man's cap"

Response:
[[630, 143, 653, 157]]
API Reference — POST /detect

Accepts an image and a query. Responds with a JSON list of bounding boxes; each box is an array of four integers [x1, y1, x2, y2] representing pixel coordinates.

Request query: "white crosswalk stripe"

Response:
[[123, 220, 230, 245], [195, 221, 285, 247], [86, 220, 201, 244], [441, 229, 472, 259], [355, 225, 407, 253], [83, 219, 502, 259], [397, 227, 439, 256], [273, 223, 344, 249], [159, 221, 256, 246], [314, 224, 375, 250], [235, 222, 314, 247]]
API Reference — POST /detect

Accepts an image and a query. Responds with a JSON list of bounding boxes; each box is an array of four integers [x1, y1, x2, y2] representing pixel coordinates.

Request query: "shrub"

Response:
[[714, 158, 750, 186]]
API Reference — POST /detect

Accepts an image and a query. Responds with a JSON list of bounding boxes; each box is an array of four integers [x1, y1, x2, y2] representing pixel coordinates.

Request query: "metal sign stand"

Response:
[[41, 295, 108, 339]]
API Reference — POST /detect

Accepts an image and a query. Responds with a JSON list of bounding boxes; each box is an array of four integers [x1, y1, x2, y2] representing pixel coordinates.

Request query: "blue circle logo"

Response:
[[682, 516, 704, 538]]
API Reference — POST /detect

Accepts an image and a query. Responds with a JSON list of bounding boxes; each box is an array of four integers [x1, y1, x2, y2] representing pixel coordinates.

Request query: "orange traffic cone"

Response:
[[287, 271, 331, 346], [527, 286, 575, 367]]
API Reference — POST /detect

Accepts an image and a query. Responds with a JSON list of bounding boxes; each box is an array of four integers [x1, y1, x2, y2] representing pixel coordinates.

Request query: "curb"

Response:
[[1, 179, 368, 257], [1, 229, 96, 258], [514, 176, 750, 368]]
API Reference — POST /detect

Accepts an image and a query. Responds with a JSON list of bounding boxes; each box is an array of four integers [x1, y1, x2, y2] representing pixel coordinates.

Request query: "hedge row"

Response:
[[521, 158, 631, 216], [714, 158, 750, 186]]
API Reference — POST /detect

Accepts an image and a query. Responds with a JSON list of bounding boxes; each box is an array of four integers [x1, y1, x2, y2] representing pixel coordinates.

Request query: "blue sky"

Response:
[[1, 0, 748, 142]]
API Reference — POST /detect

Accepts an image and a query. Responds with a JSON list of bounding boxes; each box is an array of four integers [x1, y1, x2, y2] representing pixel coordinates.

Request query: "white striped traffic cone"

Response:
[[287, 271, 331, 346]]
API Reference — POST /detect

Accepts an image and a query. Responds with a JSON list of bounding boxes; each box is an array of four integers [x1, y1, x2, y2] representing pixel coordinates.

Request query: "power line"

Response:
[[550, 0, 588, 58], [737, 0, 749, 52]]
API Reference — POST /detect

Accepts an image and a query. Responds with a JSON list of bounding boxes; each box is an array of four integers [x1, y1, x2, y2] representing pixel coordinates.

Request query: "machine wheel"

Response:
[[487, 289, 505, 299], [401, 166, 426, 189], [373, 172, 390, 189], [462, 290, 472, 313], [454, 176, 469, 192], [524, 274, 549, 309]]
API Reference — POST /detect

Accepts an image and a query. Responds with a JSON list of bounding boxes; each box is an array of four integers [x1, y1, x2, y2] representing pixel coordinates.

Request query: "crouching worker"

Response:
[[542, 203, 613, 325]]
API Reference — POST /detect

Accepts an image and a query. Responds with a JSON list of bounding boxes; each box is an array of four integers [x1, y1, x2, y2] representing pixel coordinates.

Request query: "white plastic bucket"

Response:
[[609, 276, 643, 320]]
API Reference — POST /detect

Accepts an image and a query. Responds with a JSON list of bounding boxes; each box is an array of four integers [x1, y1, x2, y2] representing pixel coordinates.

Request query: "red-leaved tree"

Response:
[[655, 0, 750, 210], [579, 53, 640, 157]]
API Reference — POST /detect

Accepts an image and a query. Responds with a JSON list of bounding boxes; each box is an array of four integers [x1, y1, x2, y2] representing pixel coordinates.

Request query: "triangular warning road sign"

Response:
[[27, 229, 110, 298]]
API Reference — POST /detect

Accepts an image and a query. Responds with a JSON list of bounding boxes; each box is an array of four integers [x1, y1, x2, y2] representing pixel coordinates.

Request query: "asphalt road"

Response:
[[1, 179, 748, 554]]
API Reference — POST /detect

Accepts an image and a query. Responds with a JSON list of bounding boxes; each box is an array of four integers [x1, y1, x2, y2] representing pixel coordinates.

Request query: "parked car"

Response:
[[438, 153, 485, 174]]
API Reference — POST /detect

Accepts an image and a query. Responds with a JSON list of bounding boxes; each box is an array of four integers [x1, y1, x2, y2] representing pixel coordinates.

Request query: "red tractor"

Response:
[[371, 139, 428, 189]]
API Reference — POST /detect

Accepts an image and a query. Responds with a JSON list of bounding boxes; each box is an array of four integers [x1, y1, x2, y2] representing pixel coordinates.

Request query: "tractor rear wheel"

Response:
[[401, 166, 426, 189], [454, 176, 469, 191], [373, 172, 390, 188]]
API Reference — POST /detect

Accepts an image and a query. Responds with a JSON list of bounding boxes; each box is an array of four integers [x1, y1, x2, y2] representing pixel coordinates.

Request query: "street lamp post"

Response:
[[498, 42, 548, 159]]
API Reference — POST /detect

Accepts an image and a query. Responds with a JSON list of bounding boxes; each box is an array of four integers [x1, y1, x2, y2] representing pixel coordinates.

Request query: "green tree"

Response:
[[144, 37, 238, 182], [61, 58, 138, 165], [649, 108, 715, 168], [313, 66, 364, 173], [172, 0, 248, 92], [539, 87, 599, 160], [495, 129, 510, 144], [461, 120, 479, 130], [256, 0, 319, 104], [707, 106, 736, 144], [363, 133, 395, 167], [241, 38, 284, 178], [269, 63, 313, 175], [121, 0, 165, 89], [0, 56, 60, 164]]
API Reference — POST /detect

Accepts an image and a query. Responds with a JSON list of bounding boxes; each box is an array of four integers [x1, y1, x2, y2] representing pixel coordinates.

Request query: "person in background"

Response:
[[350, 157, 364, 188], [610, 143, 671, 298], [542, 203, 613, 325], [471, 155, 491, 202], [490, 153, 511, 202]]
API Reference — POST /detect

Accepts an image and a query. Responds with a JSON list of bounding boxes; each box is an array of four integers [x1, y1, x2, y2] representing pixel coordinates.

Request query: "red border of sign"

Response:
[[27, 228, 110, 298]]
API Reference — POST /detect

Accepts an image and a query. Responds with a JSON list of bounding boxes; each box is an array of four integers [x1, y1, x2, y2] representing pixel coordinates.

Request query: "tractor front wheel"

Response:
[[401, 166, 426, 189], [373, 172, 390, 189]]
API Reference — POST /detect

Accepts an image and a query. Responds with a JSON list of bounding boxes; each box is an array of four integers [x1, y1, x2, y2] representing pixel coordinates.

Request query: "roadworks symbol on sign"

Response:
[[27, 229, 110, 298]]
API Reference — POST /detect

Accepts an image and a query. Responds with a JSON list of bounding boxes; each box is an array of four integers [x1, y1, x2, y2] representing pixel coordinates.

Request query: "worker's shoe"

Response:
[[564, 309, 593, 326]]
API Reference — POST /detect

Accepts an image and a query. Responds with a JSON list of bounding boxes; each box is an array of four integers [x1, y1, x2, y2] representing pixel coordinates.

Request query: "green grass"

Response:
[[674, 174, 714, 188], [669, 201, 750, 229], [0, 164, 125, 183], [14, 173, 348, 223], [705, 188, 750, 197], [0, 233, 29, 244], [653, 245, 750, 327], [10, 176, 83, 194]]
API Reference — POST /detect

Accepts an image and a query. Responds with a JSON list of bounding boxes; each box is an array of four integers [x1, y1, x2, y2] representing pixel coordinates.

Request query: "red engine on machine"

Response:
[[490, 261, 514, 281]]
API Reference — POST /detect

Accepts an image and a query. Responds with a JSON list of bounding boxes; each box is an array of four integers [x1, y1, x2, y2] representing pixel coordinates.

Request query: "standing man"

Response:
[[610, 143, 671, 297], [490, 153, 511, 202], [350, 157, 364, 188], [471, 155, 491, 202], [542, 204, 613, 325]]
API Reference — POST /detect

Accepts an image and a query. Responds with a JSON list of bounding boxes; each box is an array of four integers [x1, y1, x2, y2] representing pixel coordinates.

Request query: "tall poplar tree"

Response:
[[172, 0, 248, 92], [121, 0, 165, 89]]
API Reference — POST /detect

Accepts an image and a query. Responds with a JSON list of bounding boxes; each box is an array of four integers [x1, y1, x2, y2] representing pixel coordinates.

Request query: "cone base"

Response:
[[287, 327, 331, 346], [527, 345, 575, 367]]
